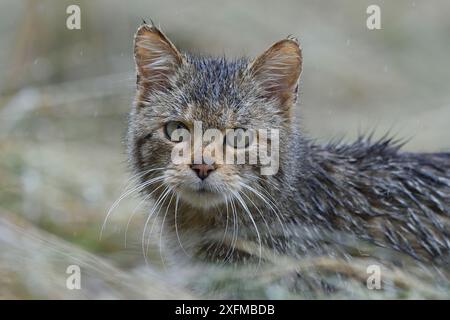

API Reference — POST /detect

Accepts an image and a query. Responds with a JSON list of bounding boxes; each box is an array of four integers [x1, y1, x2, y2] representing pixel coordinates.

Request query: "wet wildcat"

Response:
[[127, 23, 450, 274]]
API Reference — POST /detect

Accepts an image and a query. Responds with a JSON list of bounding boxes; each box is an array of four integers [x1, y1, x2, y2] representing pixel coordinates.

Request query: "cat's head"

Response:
[[128, 24, 302, 209]]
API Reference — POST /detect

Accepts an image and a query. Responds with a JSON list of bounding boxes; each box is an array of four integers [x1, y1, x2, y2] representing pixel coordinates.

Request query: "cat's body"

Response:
[[127, 24, 450, 280]]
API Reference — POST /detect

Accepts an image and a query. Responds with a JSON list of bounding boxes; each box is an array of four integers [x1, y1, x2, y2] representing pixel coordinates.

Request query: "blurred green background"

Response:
[[0, 0, 449, 299]]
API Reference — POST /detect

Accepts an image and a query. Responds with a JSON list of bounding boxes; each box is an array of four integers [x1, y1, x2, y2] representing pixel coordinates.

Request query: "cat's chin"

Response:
[[177, 188, 225, 209]]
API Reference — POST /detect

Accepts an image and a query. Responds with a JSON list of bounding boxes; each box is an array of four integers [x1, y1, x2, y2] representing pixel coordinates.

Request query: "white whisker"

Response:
[[174, 194, 190, 257], [141, 185, 171, 265], [159, 190, 176, 270], [232, 191, 262, 271], [100, 174, 165, 240], [124, 181, 166, 248]]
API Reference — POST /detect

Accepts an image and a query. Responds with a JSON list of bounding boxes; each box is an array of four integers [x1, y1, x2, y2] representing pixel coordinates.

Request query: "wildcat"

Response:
[[127, 23, 450, 277]]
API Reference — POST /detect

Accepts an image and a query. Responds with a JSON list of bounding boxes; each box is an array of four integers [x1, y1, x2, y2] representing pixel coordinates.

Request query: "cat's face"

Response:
[[128, 25, 302, 209]]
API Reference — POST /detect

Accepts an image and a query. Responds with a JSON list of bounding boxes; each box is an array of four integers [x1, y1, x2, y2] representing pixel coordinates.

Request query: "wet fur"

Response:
[[127, 25, 450, 274]]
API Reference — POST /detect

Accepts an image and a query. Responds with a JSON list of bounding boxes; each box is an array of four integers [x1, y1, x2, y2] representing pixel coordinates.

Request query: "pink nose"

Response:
[[190, 164, 215, 180]]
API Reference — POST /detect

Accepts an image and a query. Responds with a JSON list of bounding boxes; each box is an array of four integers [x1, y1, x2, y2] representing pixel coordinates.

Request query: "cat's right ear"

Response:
[[134, 24, 184, 91], [248, 37, 302, 110]]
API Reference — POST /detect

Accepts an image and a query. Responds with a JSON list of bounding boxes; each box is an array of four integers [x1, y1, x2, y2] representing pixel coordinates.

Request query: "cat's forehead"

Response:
[[172, 56, 252, 128], [149, 56, 281, 129], [182, 56, 248, 105]]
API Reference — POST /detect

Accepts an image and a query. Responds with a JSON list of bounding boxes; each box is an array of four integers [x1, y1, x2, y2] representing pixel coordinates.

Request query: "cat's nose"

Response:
[[190, 164, 215, 180]]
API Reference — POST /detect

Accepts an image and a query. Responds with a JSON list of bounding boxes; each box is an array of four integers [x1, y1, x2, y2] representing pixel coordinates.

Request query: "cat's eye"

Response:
[[225, 128, 254, 149], [164, 121, 188, 142]]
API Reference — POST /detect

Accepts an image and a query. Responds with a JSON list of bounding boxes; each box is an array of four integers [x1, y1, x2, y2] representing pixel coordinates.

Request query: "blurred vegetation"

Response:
[[0, 0, 449, 299]]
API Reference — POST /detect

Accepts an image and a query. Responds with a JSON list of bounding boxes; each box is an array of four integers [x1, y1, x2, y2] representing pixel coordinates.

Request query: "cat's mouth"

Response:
[[195, 181, 216, 192], [176, 182, 226, 209], [185, 183, 219, 196]]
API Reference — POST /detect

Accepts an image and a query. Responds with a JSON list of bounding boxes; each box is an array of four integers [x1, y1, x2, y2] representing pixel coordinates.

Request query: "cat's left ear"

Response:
[[134, 24, 184, 91], [248, 37, 302, 109]]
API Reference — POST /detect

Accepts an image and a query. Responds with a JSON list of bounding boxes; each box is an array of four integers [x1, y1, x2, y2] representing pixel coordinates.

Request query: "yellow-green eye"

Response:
[[225, 128, 254, 149], [164, 121, 188, 142]]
